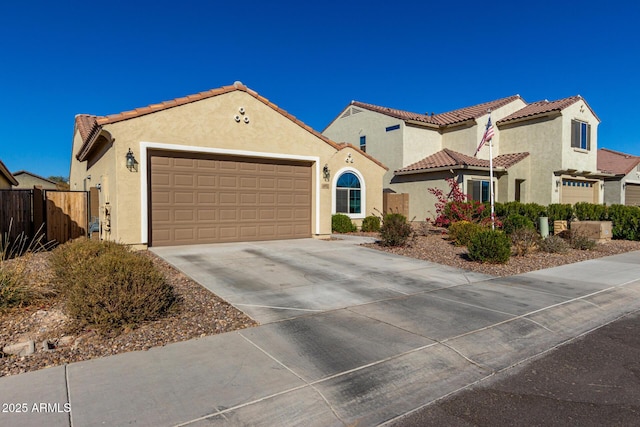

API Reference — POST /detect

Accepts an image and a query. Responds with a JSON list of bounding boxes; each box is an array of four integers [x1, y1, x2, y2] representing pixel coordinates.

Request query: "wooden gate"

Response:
[[45, 191, 88, 244], [0, 190, 33, 242]]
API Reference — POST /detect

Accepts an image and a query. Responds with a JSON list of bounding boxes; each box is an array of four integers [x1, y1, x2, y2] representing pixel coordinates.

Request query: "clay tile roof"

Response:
[[597, 148, 640, 175], [497, 95, 600, 124], [74, 83, 387, 170], [430, 95, 523, 126], [396, 148, 529, 174], [350, 101, 435, 123], [0, 159, 18, 186], [349, 95, 522, 127]]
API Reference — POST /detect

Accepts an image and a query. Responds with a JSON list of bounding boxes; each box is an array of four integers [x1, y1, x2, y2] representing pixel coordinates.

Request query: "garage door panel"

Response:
[[150, 153, 311, 246], [219, 193, 238, 204], [240, 177, 258, 189], [219, 176, 238, 188], [219, 209, 238, 221], [197, 193, 216, 204], [626, 184, 640, 206]]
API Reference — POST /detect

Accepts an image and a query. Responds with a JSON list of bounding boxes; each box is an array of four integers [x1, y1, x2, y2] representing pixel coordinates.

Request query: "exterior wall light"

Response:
[[323, 164, 330, 181], [126, 148, 138, 172]]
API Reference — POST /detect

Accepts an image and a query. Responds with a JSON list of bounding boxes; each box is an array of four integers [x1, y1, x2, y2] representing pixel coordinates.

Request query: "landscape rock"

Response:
[[3, 340, 35, 357]]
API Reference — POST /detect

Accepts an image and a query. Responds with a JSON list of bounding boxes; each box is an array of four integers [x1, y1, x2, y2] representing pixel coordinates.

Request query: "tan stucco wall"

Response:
[[499, 115, 563, 205], [403, 125, 441, 169], [323, 108, 404, 188], [71, 91, 385, 245], [0, 175, 12, 189], [560, 102, 599, 173]]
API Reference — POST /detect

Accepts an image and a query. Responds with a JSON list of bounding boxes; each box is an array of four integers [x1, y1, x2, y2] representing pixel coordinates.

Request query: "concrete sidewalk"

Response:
[[1, 240, 639, 427]]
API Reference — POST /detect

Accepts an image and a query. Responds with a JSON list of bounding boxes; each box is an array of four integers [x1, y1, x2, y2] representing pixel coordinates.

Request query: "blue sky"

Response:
[[1, 0, 638, 178]]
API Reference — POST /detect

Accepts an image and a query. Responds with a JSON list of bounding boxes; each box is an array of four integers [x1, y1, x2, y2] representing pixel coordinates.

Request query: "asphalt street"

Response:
[[390, 310, 640, 426]]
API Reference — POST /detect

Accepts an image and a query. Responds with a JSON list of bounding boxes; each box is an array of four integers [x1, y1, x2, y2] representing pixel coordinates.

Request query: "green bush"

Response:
[[380, 213, 413, 247], [547, 204, 574, 224], [331, 214, 357, 233], [361, 215, 381, 232], [49, 239, 176, 335], [607, 204, 640, 240], [502, 214, 535, 235], [448, 220, 485, 246], [574, 202, 608, 221], [510, 228, 541, 256], [539, 235, 569, 253], [468, 230, 511, 264]]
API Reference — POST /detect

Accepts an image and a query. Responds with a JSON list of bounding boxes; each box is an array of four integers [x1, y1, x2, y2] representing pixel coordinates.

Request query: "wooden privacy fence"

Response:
[[46, 191, 88, 245], [0, 189, 89, 245], [0, 190, 33, 242]]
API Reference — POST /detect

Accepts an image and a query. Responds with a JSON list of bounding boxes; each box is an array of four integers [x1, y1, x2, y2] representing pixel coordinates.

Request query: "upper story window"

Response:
[[385, 124, 400, 132], [571, 120, 591, 150], [336, 172, 361, 214], [359, 135, 366, 152]]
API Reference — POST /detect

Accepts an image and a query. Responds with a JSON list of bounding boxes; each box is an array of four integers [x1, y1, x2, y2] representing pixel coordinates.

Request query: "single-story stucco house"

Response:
[[69, 82, 387, 247], [12, 170, 60, 190]]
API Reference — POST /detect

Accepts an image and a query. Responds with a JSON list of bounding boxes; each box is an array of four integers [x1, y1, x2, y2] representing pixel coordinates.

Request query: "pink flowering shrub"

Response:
[[428, 178, 495, 227]]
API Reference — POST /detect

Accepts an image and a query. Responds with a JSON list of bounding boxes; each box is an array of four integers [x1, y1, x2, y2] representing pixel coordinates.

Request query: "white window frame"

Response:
[[332, 167, 366, 219]]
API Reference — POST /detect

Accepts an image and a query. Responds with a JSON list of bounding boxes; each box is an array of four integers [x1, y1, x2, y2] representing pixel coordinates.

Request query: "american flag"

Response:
[[474, 117, 494, 157]]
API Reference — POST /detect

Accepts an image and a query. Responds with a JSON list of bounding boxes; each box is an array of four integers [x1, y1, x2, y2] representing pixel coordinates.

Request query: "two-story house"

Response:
[[323, 95, 603, 220]]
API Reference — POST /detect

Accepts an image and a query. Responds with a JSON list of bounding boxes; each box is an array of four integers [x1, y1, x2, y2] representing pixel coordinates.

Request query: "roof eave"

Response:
[[395, 165, 506, 176]]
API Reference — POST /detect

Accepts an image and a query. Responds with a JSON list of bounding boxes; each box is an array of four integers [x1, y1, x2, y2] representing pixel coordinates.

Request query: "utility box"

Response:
[[554, 220, 568, 235], [571, 221, 612, 243]]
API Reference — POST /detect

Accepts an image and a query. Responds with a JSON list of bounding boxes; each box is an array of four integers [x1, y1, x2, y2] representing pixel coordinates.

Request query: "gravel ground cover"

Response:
[[362, 225, 640, 277], [2, 229, 638, 377], [0, 252, 256, 377]]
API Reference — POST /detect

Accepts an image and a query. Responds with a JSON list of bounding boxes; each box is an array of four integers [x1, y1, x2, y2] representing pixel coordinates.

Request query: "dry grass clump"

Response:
[[1, 229, 56, 309], [49, 239, 177, 336]]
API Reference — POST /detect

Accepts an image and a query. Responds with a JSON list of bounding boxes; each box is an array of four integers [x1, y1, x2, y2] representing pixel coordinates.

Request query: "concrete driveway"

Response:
[[150, 237, 493, 323], [2, 239, 639, 426]]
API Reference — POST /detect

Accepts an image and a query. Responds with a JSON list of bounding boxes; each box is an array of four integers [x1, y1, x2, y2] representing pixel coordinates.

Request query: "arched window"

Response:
[[336, 172, 361, 214]]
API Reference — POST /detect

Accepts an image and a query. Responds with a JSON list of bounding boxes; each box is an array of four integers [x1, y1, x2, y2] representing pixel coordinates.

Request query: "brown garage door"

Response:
[[149, 152, 311, 246], [626, 183, 640, 206], [561, 179, 597, 204]]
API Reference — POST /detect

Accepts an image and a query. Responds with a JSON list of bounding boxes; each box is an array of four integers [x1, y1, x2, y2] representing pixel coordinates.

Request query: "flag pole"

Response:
[[488, 109, 495, 230]]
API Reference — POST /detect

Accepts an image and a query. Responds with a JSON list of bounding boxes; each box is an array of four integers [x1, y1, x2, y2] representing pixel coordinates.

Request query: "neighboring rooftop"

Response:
[[597, 148, 640, 175], [396, 148, 529, 174]]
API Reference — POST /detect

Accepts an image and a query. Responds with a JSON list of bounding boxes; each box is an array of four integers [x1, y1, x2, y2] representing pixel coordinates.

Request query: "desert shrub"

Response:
[[380, 213, 413, 247], [361, 215, 381, 232], [547, 204, 574, 224], [574, 202, 608, 221], [468, 230, 511, 264], [607, 204, 640, 240], [539, 235, 569, 253], [502, 214, 535, 235], [448, 221, 485, 246], [0, 262, 27, 308], [510, 228, 541, 256], [50, 239, 176, 335], [331, 214, 357, 233], [562, 229, 597, 250]]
